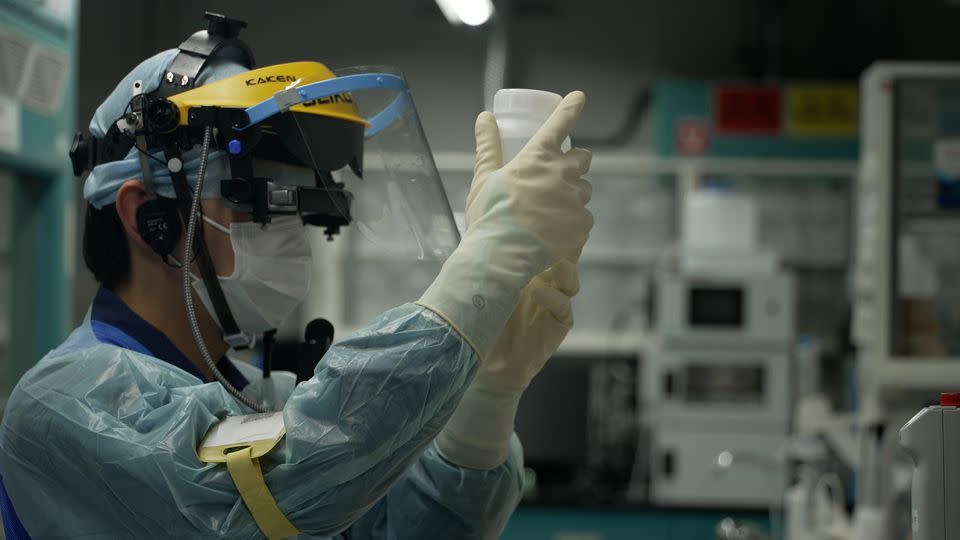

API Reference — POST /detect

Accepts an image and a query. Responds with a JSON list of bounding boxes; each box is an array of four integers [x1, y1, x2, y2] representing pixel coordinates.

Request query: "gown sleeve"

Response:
[[0, 304, 481, 539]]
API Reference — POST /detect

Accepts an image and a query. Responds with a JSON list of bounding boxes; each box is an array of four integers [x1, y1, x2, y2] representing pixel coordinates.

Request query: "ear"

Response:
[[114, 180, 154, 252]]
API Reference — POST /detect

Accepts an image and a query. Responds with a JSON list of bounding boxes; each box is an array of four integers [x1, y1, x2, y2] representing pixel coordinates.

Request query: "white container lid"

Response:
[[493, 89, 562, 121]]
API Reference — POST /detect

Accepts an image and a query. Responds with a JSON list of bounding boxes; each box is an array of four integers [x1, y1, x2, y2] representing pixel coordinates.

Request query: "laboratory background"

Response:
[[2, 0, 960, 539]]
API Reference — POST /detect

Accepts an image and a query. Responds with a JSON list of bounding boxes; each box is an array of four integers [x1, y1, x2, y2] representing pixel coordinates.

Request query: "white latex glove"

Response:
[[417, 91, 593, 360], [433, 99, 593, 469], [466, 99, 589, 390], [435, 258, 582, 469], [482, 257, 580, 391]]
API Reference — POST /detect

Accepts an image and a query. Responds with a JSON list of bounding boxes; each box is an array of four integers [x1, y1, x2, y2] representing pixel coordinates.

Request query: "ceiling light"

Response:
[[435, 0, 495, 27]]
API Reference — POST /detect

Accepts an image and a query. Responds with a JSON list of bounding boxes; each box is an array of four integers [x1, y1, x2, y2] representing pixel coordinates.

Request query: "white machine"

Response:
[[851, 62, 960, 540], [899, 392, 960, 540], [643, 257, 795, 507], [853, 61, 960, 409]]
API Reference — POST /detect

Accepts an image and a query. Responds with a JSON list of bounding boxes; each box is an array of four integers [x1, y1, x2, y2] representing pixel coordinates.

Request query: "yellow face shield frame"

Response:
[[168, 61, 369, 128]]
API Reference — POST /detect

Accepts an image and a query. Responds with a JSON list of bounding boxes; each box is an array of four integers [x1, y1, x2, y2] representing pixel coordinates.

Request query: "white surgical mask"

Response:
[[192, 215, 312, 335]]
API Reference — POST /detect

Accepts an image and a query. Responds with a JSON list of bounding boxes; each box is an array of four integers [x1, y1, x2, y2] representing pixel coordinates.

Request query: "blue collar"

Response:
[[90, 287, 249, 389]]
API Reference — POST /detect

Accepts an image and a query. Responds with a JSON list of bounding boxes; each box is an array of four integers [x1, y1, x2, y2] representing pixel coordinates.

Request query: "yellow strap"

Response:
[[225, 446, 300, 540]]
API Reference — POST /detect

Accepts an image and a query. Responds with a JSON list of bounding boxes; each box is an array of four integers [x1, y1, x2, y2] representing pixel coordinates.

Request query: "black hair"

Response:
[[82, 203, 131, 288]]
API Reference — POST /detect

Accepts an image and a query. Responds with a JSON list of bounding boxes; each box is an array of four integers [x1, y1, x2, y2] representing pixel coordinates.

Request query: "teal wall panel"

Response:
[[502, 507, 771, 540], [0, 0, 77, 400]]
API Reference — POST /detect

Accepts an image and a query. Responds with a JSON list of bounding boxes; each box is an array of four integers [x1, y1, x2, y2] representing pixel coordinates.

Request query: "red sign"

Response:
[[675, 119, 710, 156], [713, 86, 782, 135]]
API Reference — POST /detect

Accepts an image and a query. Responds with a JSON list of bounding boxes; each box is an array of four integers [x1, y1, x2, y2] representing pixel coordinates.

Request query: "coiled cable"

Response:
[[182, 126, 265, 413]]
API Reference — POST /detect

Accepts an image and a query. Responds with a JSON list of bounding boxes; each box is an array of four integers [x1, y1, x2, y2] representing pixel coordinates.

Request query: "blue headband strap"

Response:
[[240, 73, 408, 138]]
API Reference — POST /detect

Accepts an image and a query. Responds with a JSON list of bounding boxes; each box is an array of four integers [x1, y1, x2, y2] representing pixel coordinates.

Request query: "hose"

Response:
[[182, 127, 265, 413]]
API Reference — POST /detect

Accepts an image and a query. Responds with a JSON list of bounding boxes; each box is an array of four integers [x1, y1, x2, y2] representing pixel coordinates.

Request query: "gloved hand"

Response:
[[417, 91, 593, 360], [481, 257, 580, 391], [432, 99, 593, 469], [435, 258, 582, 469]]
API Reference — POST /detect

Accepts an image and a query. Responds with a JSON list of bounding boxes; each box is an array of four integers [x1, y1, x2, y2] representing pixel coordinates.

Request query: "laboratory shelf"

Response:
[[578, 247, 667, 266], [874, 360, 960, 393], [558, 331, 649, 355], [434, 151, 857, 178]]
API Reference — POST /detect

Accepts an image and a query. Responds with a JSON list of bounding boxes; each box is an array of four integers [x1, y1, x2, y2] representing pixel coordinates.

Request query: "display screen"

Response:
[[688, 287, 744, 327]]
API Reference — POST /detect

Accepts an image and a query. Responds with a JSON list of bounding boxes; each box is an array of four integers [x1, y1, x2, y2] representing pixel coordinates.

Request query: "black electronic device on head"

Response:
[[136, 199, 182, 259], [70, 11, 254, 179], [69, 10, 355, 239]]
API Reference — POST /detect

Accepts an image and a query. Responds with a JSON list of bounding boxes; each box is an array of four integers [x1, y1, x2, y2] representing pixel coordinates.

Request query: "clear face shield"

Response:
[[231, 66, 460, 261]]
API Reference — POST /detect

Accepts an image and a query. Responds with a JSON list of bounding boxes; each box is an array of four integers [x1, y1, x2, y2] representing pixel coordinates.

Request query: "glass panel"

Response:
[[344, 258, 442, 328], [338, 170, 468, 329], [892, 80, 960, 357]]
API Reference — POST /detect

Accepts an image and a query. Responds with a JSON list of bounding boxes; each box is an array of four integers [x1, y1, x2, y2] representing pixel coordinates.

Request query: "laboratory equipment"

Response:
[[636, 186, 795, 508], [784, 462, 823, 540], [779, 437, 853, 540], [898, 392, 960, 540], [651, 272, 794, 349], [642, 265, 795, 507], [852, 62, 960, 540], [854, 61, 960, 391]]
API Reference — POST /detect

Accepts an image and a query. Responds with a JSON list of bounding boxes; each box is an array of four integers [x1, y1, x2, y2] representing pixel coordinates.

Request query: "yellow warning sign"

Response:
[[786, 85, 858, 137]]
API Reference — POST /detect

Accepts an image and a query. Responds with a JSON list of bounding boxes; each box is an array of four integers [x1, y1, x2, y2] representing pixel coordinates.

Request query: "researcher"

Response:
[[0, 13, 593, 540]]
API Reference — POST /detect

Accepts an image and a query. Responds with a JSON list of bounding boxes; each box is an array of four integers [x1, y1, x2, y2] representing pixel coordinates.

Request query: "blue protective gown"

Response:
[[0, 288, 523, 539]]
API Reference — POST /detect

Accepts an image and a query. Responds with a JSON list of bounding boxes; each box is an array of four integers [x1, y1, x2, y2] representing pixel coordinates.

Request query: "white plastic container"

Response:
[[492, 89, 571, 162]]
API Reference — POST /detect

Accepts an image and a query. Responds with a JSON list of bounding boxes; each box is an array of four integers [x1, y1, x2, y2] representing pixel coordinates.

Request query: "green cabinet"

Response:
[[0, 0, 77, 405]]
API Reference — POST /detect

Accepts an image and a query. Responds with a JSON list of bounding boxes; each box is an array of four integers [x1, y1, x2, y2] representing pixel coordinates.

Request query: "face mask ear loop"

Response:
[[182, 127, 265, 413], [203, 215, 232, 235]]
